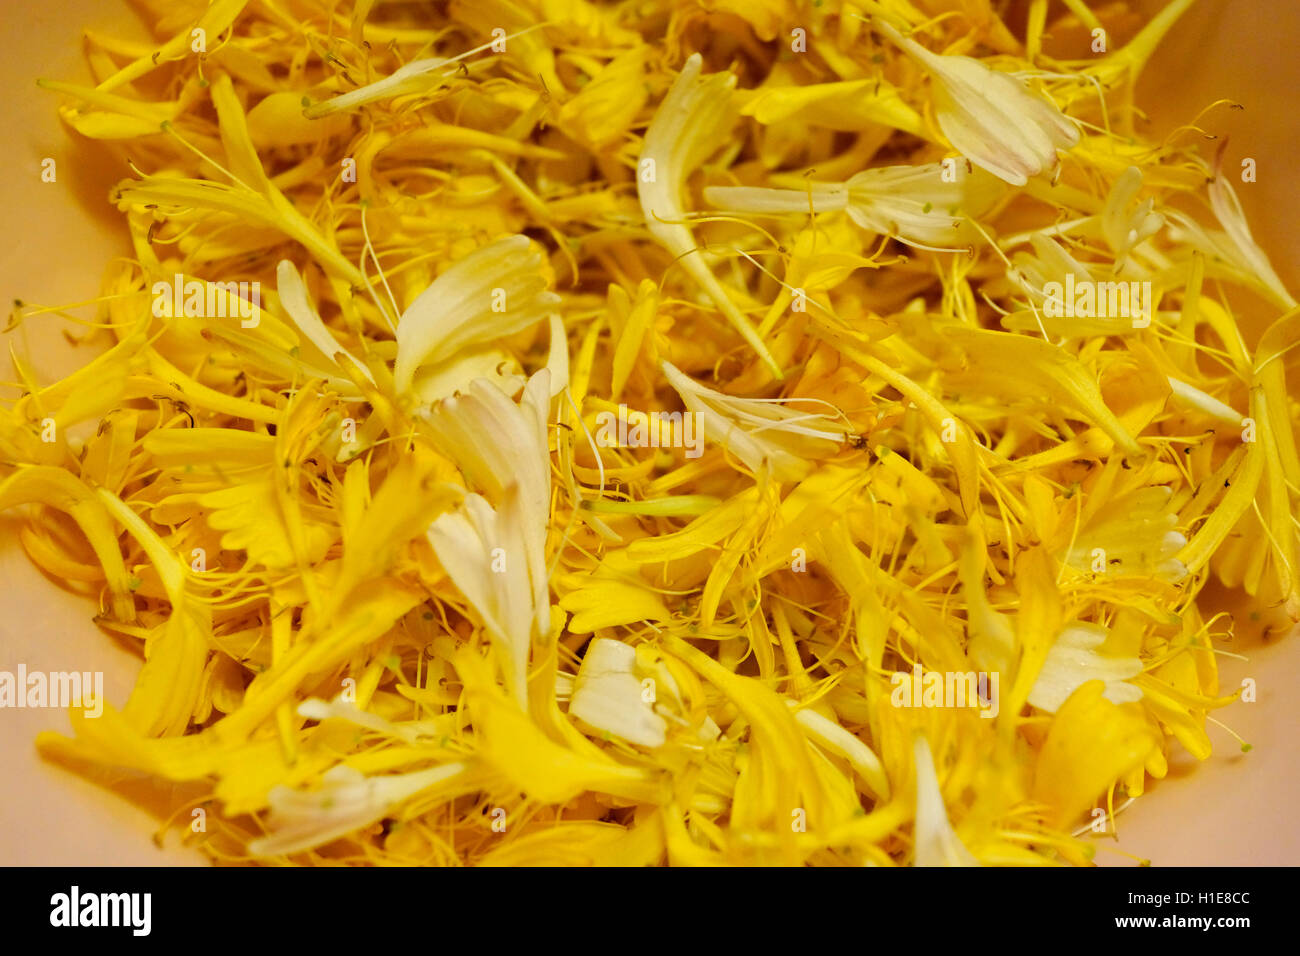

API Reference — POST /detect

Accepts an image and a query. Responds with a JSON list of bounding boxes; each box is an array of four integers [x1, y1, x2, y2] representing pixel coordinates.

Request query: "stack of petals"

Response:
[[3, 0, 1295, 865]]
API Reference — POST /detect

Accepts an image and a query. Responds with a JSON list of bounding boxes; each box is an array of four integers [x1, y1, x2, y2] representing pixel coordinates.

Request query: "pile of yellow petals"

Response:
[[4, 0, 1298, 865]]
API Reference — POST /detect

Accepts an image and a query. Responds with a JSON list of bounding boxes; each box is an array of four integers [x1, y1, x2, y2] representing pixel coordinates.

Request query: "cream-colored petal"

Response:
[[660, 360, 845, 480], [393, 235, 558, 395], [249, 762, 468, 856], [569, 638, 668, 748], [912, 736, 979, 867], [1028, 622, 1144, 713], [276, 260, 374, 383], [877, 20, 1078, 186], [639, 54, 780, 376]]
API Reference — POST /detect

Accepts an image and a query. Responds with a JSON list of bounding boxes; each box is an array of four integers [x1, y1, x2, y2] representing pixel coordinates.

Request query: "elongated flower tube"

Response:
[[1165, 376, 1243, 424], [393, 235, 559, 397], [660, 360, 846, 481], [876, 20, 1079, 186], [706, 162, 1004, 249], [302, 30, 531, 117], [304, 57, 456, 118], [1205, 154, 1295, 309], [639, 54, 781, 377]]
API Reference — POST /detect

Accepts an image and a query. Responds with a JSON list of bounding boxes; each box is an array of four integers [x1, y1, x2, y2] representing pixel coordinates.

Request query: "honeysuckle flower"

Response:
[[276, 259, 375, 385], [558, 47, 650, 150], [1101, 166, 1164, 267], [639, 54, 781, 377], [1010, 233, 1093, 300], [0, 468, 136, 622], [393, 235, 560, 396], [427, 490, 534, 705], [1166, 150, 1297, 310], [660, 360, 846, 481], [110, 74, 367, 289], [419, 371, 552, 640], [912, 736, 978, 867], [249, 762, 469, 856], [568, 638, 668, 748], [301, 27, 541, 117], [841, 162, 1005, 248], [788, 702, 890, 801], [1028, 622, 1144, 713], [1165, 376, 1244, 424], [454, 647, 662, 805], [662, 633, 844, 851], [558, 556, 673, 632], [1033, 681, 1160, 830], [875, 20, 1079, 186], [19, 0, 1295, 869], [1069, 0, 1197, 95], [705, 161, 1005, 249], [36, 77, 182, 139], [305, 57, 457, 117], [297, 697, 434, 744], [1064, 487, 1188, 583], [739, 75, 924, 137], [419, 373, 554, 699], [959, 524, 1017, 677], [930, 325, 1142, 456], [1000, 233, 1156, 337], [86, 487, 210, 737]]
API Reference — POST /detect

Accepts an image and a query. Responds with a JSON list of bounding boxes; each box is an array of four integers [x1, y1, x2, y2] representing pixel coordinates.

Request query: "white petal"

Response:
[[276, 260, 374, 383], [789, 703, 890, 800], [912, 736, 979, 867], [1027, 622, 1143, 713], [427, 491, 533, 703], [1166, 376, 1243, 424], [304, 57, 452, 117], [638, 55, 778, 374], [249, 762, 467, 856], [393, 235, 558, 394], [569, 638, 667, 748], [876, 20, 1077, 186], [845, 162, 1005, 246], [661, 360, 844, 480]]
